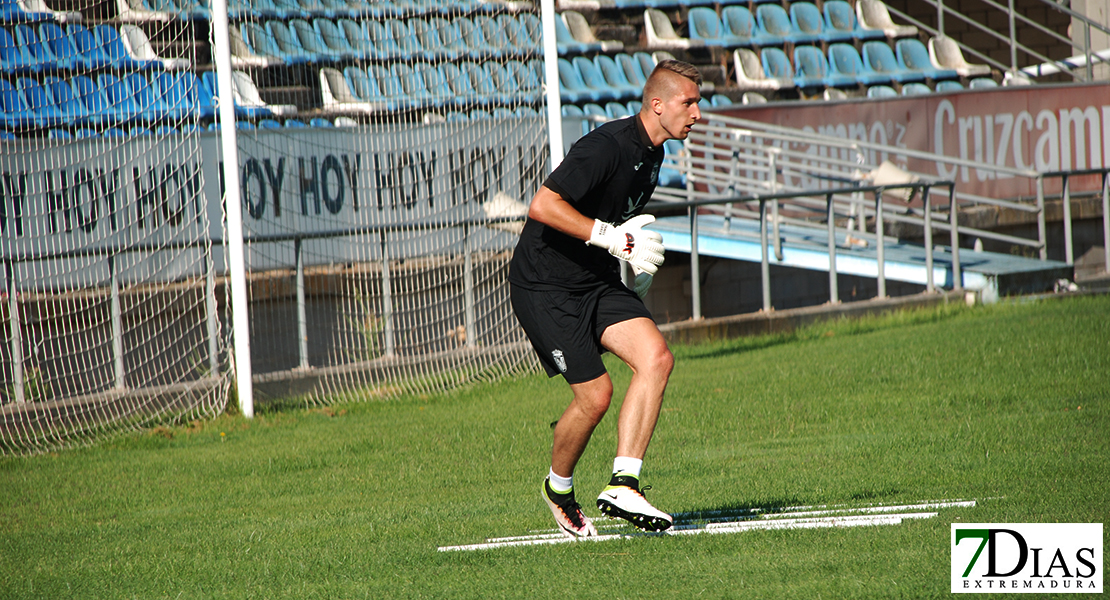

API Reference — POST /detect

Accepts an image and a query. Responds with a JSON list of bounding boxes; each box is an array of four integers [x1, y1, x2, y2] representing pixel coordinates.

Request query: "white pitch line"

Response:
[[437, 512, 939, 552], [478, 499, 978, 545]]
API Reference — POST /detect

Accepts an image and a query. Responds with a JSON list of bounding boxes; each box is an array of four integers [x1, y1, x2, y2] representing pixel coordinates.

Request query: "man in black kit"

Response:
[[509, 59, 702, 537]]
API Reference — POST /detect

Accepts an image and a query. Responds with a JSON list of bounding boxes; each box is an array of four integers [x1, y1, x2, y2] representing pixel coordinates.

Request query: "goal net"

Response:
[[1, 0, 547, 454]]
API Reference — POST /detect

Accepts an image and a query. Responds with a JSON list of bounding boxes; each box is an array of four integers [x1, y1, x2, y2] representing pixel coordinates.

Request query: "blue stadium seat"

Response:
[[515, 13, 542, 52], [484, 60, 524, 104], [270, 0, 307, 19], [95, 25, 155, 70], [342, 65, 386, 106], [308, 117, 332, 127], [1, 0, 53, 23], [425, 17, 469, 59], [154, 125, 177, 135], [634, 52, 657, 82], [154, 71, 213, 119], [98, 73, 144, 123], [658, 139, 685, 188], [386, 18, 431, 60], [556, 56, 597, 104], [365, 19, 403, 60], [506, 59, 540, 103], [759, 47, 795, 88], [0, 25, 34, 73], [452, 16, 501, 59], [336, 18, 376, 59], [823, 0, 883, 42], [605, 100, 629, 119], [409, 17, 456, 60], [711, 93, 733, 107], [44, 76, 87, 122], [391, 62, 440, 107], [789, 2, 830, 44], [862, 40, 924, 83], [573, 55, 623, 102], [283, 118, 306, 127], [935, 79, 964, 93], [901, 82, 932, 95], [69, 24, 112, 70], [828, 42, 890, 86], [38, 23, 81, 70], [420, 60, 462, 107], [553, 12, 592, 55], [615, 52, 647, 87], [313, 18, 358, 59], [71, 75, 114, 125], [688, 7, 746, 48], [439, 61, 484, 107], [464, 60, 509, 105], [444, 110, 467, 122], [583, 102, 607, 120], [756, 4, 804, 45], [867, 85, 898, 98], [258, 118, 282, 128], [497, 14, 534, 54], [268, 20, 316, 64], [15, 24, 58, 73], [572, 55, 626, 102], [102, 126, 128, 137], [241, 21, 292, 63], [969, 77, 997, 88], [0, 79, 35, 129], [47, 127, 71, 139], [793, 45, 832, 89], [627, 99, 641, 113], [721, 6, 776, 47], [895, 38, 959, 81], [75, 127, 98, 138], [291, 19, 336, 61], [123, 73, 172, 121], [369, 63, 416, 110], [594, 54, 641, 99], [17, 76, 63, 126]]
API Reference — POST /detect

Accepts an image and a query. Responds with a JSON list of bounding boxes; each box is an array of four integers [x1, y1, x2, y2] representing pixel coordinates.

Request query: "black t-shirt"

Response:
[[509, 115, 665, 291]]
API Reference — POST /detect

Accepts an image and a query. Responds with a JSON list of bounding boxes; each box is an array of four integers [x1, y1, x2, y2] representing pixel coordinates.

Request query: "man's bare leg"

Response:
[[600, 317, 674, 461], [550, 373, 612, 479]]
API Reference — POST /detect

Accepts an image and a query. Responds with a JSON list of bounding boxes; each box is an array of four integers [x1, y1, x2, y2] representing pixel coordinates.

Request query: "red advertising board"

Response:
[[718, 82, 1110, 198]]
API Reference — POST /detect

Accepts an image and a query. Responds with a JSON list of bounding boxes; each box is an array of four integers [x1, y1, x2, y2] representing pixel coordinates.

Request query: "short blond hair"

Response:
[[642, 59, 702, 105]]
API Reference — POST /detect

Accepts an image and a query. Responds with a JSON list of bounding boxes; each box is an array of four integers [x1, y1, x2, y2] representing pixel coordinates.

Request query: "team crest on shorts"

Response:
[[551, 349, 567, 373]]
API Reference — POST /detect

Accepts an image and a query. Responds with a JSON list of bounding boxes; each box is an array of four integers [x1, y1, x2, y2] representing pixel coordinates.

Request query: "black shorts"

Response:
[[510, 281, 652, 384]]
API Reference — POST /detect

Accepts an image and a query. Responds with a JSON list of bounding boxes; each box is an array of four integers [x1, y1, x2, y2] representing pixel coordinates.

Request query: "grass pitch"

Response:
[[1, 295, 1107, 599]]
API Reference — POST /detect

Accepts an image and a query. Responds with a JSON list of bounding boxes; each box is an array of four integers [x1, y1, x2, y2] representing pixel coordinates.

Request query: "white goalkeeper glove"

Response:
[[632, 266, 653, 299], [586, 214, 665, 275]]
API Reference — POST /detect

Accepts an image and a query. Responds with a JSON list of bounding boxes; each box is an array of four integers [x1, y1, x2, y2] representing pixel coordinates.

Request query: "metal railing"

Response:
[[648, 179, 958, 319]]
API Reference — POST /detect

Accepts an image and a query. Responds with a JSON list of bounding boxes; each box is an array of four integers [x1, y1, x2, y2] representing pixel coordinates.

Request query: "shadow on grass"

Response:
[[672, 497, 810, 524]]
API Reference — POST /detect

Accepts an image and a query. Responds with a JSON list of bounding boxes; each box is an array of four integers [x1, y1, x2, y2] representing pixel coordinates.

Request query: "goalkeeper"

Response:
[[508, 59, 702, 537]]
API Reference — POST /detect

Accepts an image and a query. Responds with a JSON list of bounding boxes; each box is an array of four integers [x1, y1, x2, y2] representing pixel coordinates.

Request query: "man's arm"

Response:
[[526, 185, 594, 242], [528, 186, 665, 276]]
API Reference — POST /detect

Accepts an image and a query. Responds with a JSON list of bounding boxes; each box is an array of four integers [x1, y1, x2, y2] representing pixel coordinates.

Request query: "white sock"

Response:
[[612, 456, 643, 478], [548, 468, 573, 493]]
